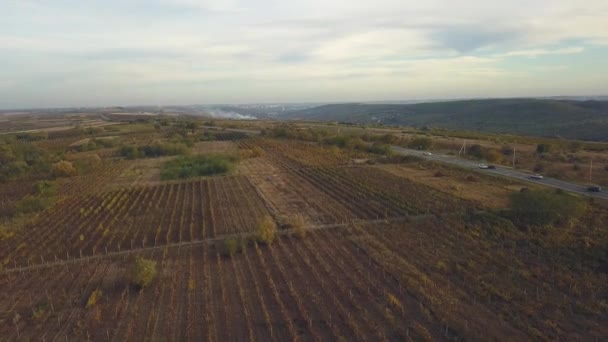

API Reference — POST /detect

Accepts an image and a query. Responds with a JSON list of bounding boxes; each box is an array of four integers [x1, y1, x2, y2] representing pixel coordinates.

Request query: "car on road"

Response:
[[487, 165, 497, 169], [478, 164, 488, 169], [422, 152, 432, 156], [530, 174, 544, 180], [587, 185, 602, 192]]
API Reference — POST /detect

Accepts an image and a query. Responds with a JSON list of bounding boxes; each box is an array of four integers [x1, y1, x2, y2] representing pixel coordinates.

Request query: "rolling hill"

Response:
[[280, 99, 608, 141]]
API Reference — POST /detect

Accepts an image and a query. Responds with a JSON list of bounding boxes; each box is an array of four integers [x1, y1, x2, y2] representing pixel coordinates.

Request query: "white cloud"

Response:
[[497, 47, 585, 58], [1, 0, 607, 107]]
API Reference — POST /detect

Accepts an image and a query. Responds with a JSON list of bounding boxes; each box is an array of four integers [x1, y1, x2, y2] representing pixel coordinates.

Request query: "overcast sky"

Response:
[[1, 0, 608, 108]]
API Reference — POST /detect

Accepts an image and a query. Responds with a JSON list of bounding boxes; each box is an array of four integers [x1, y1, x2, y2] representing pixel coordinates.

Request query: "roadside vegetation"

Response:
[[509, 189, 587, 227], [263, 125, 395, 156]]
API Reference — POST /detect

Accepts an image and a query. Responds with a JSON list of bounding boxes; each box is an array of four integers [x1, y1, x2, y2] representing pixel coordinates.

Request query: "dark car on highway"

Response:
[[587, 186, 602, 192]]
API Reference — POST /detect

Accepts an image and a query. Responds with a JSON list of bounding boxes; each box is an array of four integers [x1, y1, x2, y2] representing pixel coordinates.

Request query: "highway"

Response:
[[392, 146, 608, 200]]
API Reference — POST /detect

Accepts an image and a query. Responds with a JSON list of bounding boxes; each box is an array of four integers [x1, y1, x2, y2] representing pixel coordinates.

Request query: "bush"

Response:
[[132, 257, 157, 289], [465, 174, 479, 182], [484, 149, 503, 163], [119, 146, 140, 159], [35, 180, 56, 196], [120, 143, 189, 159], [239, 146, 263, 159], [73, 154, 102, 173], [15, 197, 48, 214], [31, 301, 49, 320], [467, 144, 483, 159], [140, 143, 189, 157], [221, 237, 244, 257], [256, 216, 277, 244], [501, 146, 514, 156], [52, 160, 77, 177], [73, 138, 116, 152], [86, 289, 103, 308], [434, 171, 445, 177], [536, 144, 552, 154], [367, 143, 393, 155], [510, 189, 586, 226], [287, 214, 309, 238], [0, 225, 15, 240], [161, 154, 237, 180]]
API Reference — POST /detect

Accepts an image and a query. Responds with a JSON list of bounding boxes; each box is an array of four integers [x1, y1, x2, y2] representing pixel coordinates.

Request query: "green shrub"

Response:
[[35, 180, 57, 196], [15, 196, 51, 215], [120, 143, 189, 159], [367, 143, 393, 155], [138, 143, 189, 157], [536, 144, 553, 154], [119, 145, 140, 159], [467, 144, 483, 158], [161, 154, 237, 180], [132, 257, 158, 288]]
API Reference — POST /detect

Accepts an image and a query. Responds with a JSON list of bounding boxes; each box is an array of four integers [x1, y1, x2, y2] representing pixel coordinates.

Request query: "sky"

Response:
[[1, 0, 608, 109]]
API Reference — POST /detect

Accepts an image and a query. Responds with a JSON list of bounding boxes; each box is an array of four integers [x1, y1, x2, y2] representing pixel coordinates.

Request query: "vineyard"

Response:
[[0, 229, 446, 341], [1, 120, 606, 341], [0, 176, 268, 268]]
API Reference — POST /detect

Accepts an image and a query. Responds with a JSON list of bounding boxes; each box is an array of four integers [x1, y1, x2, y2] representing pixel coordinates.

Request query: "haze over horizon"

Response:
[[1, 0, 608, 109]]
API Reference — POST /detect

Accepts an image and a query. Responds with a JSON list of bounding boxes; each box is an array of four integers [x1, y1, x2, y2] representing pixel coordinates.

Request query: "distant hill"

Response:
[[280, 99, 608, 141]]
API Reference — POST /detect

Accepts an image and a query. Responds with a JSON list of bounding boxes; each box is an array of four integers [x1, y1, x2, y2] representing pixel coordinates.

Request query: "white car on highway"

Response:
[[478, 164, 488, 169], [422, 152, 432, 156], [530, 174, 544, 180]]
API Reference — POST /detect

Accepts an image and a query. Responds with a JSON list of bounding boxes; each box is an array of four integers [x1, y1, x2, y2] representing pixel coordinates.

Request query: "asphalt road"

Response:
[[392, 146, 608, 200]]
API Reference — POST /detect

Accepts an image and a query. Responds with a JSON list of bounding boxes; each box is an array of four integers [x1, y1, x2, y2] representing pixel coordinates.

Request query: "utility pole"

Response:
[[512, 146, 516, 168], [458, 140, 467, 156]]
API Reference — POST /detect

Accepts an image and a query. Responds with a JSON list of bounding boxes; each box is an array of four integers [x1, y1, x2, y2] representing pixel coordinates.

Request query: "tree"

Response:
[[467, 144, 483, 158], [132, 257, 157, 288], [484, 149, 503, 163], [119, 145, 140, 159], [501, 145, 514, 156], [536, 144, 552, 154], [256, 215, 277, 244], [52, 160, 77, 177]]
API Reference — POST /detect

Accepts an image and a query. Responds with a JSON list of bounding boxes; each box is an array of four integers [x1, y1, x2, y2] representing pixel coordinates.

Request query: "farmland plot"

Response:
[[0, 230, 444, 341], [347, 219, 608, 340], [0, 176, 268, 268]]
